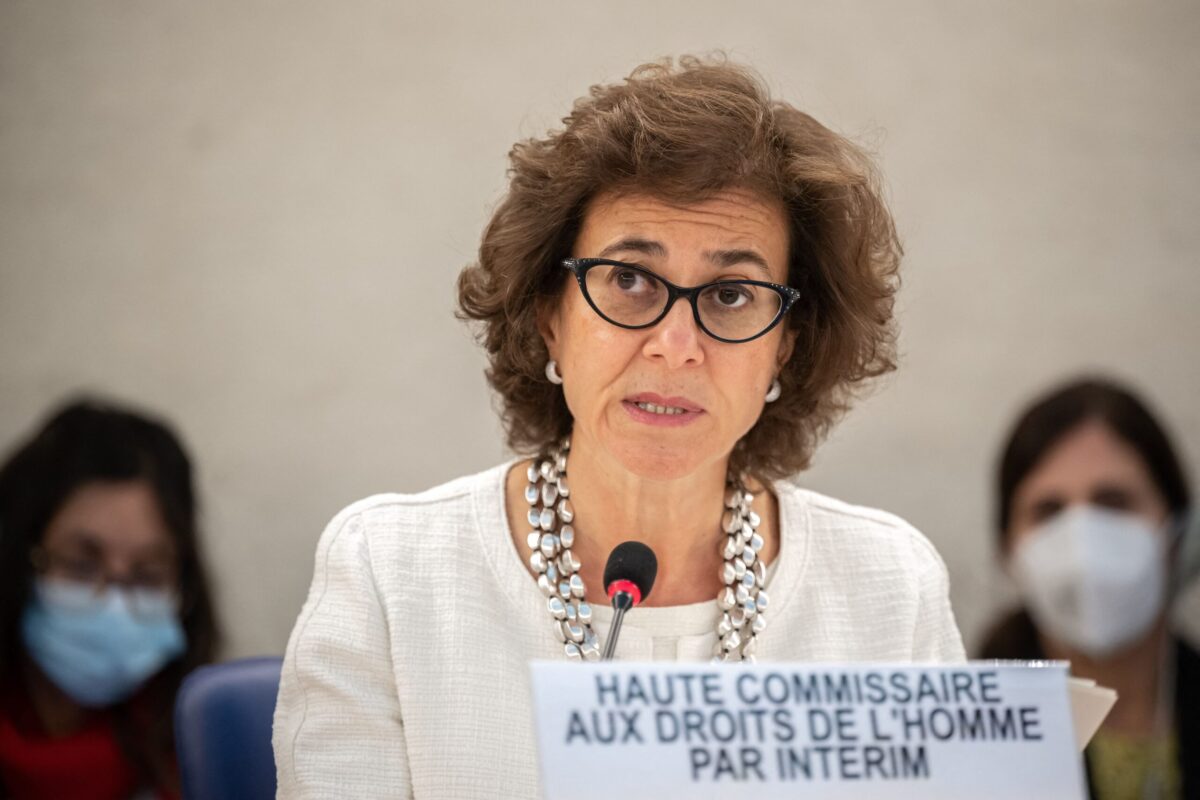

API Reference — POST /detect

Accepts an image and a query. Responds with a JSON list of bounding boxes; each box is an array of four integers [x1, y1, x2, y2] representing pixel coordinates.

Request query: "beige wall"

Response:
[[2, 1, 1198, 659]]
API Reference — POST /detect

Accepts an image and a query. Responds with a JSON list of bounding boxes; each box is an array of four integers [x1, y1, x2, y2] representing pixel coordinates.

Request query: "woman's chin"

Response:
[[581, 414, 730, 481], [607, 440, 717, 483]]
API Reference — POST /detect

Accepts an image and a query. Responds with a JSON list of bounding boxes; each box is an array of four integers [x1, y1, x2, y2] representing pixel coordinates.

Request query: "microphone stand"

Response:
[[601, 589, 635, 661]]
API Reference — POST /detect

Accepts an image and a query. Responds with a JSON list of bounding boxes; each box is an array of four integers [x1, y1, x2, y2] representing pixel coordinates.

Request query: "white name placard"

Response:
[[530, 661, 1085, 800]]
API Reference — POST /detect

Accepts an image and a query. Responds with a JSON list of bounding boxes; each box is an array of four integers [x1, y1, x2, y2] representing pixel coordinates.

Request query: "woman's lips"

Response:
[[622, 393, 705, 427]]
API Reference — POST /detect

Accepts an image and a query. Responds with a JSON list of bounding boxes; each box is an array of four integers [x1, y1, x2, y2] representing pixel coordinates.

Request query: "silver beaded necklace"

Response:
[[523, 438, 768, 662]]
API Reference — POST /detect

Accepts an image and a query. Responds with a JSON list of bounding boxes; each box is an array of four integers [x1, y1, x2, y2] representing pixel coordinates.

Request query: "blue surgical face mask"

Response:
[[20, 578, 186, 708]]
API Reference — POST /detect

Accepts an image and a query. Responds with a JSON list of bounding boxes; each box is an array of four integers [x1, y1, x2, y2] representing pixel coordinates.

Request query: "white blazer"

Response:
[[273, 462, 965, 799]]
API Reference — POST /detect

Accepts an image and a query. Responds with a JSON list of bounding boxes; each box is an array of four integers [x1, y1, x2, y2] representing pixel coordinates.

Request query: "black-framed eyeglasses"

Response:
[[563, 258, 800, 344]]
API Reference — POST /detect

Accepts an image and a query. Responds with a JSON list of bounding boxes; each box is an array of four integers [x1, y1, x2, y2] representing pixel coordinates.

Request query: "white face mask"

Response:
[[1011, 505, 1166, 659]]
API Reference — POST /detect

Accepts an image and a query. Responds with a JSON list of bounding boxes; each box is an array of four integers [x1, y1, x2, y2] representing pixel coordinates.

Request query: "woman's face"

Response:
[[542, 189, 795, 480], [1007, 420, 1170, 550], [38, 480, 178, 593]]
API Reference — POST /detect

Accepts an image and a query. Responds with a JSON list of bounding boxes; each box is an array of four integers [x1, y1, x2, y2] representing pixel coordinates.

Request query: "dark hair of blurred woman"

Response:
[[0, 398, 220, 798]]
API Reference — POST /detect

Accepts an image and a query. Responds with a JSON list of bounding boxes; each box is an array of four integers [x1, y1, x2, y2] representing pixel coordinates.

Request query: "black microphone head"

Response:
[[603, 541, 658, 603]]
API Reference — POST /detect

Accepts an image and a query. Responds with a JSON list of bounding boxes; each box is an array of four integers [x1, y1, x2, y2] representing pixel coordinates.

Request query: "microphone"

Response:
[[601, 541, 658, 661]]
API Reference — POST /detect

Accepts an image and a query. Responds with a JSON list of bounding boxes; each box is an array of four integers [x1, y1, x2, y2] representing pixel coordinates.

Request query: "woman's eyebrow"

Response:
[[59, 528, 104, 550], [597, 237, 666, 259], [596, 240, 773, 278], [705, 248, 772, 277]]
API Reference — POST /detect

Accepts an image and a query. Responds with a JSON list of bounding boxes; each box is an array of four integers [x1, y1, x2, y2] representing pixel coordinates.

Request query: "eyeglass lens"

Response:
[[582, 263, 784, 341], [34, 549, 179, 617]]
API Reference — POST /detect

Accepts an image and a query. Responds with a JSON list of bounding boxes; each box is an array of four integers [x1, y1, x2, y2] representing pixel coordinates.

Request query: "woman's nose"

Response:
[[641, 297, 705, 369]]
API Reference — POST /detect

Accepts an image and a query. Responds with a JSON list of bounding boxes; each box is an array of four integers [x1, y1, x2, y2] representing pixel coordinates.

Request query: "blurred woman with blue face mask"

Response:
[[0, 399, 220, 799], [979, 378, 1196, 800]]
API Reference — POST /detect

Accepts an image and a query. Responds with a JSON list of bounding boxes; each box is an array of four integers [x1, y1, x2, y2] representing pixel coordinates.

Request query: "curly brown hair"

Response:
[[458, 55, 900, 479]]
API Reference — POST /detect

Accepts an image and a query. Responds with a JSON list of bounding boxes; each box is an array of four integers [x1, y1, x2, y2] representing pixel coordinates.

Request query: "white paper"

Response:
[[1068, 677, 1118, 750]]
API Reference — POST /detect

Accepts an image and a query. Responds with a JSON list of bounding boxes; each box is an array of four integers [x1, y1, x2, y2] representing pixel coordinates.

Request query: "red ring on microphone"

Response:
[[606, 579, 642, 606]]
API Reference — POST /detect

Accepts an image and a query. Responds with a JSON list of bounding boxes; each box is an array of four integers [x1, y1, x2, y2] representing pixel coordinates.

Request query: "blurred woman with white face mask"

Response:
[[979, 378, 1197, 800]]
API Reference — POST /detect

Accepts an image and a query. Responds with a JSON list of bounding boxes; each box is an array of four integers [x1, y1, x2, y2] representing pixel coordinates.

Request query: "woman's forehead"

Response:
[[42, 480, 175, 558], [577, 190, 789, 273], [1016, 421, 1159, 501]]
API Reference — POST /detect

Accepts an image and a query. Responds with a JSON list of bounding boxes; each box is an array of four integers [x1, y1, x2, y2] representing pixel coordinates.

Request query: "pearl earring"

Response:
[[764, 379, 782, 403], [545, 360, 564, 385]]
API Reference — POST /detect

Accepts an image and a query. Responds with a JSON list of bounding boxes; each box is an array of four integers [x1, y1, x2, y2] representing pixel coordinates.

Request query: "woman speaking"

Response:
[[273, 56, 964, 798]]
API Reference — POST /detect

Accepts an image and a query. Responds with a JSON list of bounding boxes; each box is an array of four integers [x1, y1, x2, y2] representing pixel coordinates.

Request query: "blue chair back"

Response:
[[174, 656, 283, 800]]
